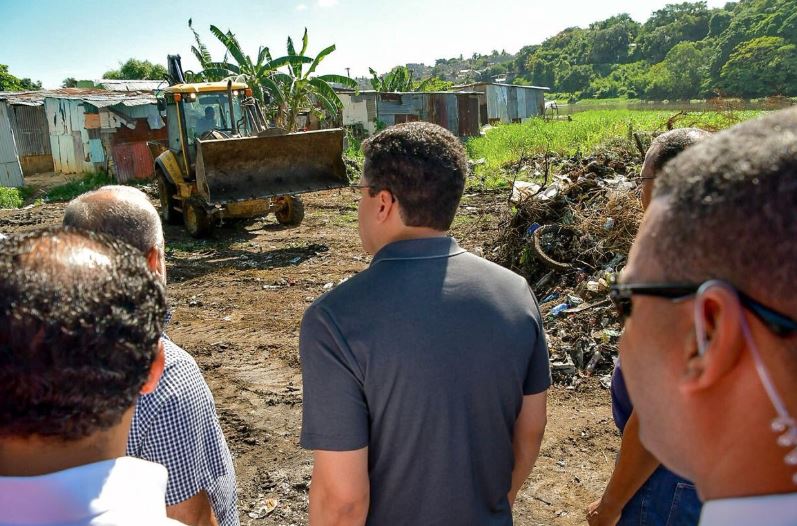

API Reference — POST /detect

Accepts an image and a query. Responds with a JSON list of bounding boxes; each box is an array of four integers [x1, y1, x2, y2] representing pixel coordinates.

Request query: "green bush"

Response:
[[0, 187, 24, 209]]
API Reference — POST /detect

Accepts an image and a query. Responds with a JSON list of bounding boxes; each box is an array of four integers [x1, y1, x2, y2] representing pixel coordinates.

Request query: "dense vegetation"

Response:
[[0, 64, 42, 91], [428, 0, 796, 100], [102, 59, 168, 81]]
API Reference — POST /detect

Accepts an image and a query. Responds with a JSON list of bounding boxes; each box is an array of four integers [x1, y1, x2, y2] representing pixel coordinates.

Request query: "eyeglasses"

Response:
[[610, 282, 797, 337]]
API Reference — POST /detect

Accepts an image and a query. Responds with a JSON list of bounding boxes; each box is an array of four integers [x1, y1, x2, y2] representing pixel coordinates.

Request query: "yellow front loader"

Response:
[[150, 57, 348, 237]]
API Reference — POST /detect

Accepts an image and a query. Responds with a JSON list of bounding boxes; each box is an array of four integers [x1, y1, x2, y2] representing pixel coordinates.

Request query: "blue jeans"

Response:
[[618, 466, 702, 526]]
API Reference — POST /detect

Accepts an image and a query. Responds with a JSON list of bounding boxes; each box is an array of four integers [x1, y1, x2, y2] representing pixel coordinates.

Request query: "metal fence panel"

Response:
[[0, 102, 23, 187]]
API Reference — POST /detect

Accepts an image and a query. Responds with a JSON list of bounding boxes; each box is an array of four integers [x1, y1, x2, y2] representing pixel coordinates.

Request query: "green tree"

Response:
[[709, 0, 797, 80], [369, 66, 431, 92], [417, 77, 454, 92], [720, 36, 797, 96], [103, 59, 167, 80], [555, 64, 594, 93], [0, 64, 42, 91], [62, 77, 78, 88], [645, 41, 710, 99], [589, 14, 640, 64], [526, 56, 556, 88], [636, 2, 711, 62], [707, 9, 733, 37], [263, 29, 357, 131]]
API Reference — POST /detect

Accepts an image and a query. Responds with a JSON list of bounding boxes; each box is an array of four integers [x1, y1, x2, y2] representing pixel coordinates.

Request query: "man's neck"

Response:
[[373, 227, 448, 254], [0, 413, 132, 477], [698, 419, 797, 501]]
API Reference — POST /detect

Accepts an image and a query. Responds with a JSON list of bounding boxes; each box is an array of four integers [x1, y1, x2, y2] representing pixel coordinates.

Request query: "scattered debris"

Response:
[[247, 498, 279, 519], [487, 146, 644, 382]]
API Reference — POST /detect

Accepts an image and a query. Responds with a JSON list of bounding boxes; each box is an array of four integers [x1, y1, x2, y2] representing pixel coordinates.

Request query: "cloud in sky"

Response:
[[295, 3, 307, 10], [317, 0, 338, 7]]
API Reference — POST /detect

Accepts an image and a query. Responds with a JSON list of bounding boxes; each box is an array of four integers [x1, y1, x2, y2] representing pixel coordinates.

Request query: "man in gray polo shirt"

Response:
[[300, 122, 551, 525]]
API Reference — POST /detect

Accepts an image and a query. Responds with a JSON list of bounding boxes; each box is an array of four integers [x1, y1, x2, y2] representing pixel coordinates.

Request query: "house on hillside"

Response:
[[455, 82, 549, 125], [338, 90, 484, 137], [0, 88, 166, 187]]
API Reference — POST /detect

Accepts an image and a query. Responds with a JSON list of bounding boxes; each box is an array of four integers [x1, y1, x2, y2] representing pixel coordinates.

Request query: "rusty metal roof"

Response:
[[454, 82, 551, 91], [94, 79, 166, 92], [0, 88, 156, 107]]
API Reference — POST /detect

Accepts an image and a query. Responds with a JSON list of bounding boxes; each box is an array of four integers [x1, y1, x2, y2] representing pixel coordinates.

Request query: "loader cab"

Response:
[[162, 82, 250, 175]]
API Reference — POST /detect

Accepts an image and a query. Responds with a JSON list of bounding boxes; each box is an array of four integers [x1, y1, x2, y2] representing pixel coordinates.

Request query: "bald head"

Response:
[[64, 185, 163, 254], [640, 128, 710, 209]]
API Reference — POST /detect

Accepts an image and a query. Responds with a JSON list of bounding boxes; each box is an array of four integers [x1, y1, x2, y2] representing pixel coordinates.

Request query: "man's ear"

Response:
[[145, 246, 162, 276], [141, 339, 165, 395], [680, 286, 745, 394], [375, 190, 397, 224]]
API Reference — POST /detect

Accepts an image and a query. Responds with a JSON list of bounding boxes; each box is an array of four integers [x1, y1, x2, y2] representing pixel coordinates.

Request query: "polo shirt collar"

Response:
[[0, 457, 169, 524], [371, 236, 466, 266], [699, 492, 797, 525]]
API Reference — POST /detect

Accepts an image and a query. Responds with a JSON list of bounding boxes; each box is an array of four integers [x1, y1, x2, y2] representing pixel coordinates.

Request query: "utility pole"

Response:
[[345, 67, 351, 78]]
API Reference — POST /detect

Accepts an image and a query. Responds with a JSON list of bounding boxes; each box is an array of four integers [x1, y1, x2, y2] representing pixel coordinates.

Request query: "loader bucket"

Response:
[[195, 128, 348, 204]]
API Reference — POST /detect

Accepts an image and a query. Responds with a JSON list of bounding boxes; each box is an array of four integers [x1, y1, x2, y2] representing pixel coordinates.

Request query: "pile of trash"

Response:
[[487, 148, 644, 386]]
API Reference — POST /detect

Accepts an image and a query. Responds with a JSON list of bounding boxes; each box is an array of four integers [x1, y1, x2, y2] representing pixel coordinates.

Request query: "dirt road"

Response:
[[0, 189, 617, 525]]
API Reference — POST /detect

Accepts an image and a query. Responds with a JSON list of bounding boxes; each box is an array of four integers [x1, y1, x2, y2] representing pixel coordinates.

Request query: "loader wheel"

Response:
[[275, 196, 305, 226], [157, 171, 181, 225], [183, 200, 214, 238]]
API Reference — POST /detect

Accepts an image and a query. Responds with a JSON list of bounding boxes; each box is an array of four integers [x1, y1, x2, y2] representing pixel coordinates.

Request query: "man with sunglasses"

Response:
[[588, 128, 708, 526], [299, 122, 551, 525], [613, 108, 797, 525]]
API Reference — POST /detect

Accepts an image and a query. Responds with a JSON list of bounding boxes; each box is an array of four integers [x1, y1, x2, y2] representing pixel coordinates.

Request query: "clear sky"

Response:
[[1, 0, 731, 89]]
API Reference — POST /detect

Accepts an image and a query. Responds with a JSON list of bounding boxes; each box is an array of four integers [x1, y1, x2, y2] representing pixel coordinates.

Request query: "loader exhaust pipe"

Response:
[[227, 80, 238, 136]]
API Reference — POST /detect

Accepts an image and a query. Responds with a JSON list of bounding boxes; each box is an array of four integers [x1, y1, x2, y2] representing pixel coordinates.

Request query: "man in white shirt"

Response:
[[0, 228, 184, 526], [614, 107, 797, 525]]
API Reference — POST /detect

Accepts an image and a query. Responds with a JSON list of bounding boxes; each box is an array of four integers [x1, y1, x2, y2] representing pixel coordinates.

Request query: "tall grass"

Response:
[[466, 109, 762, 187]]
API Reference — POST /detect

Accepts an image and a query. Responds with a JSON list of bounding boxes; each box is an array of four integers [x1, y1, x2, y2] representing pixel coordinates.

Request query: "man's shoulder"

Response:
[[457, 250, 528, 282], [309, 266, 378, 310], [161, 337, 199, 370], [140, 337, 210, 404]]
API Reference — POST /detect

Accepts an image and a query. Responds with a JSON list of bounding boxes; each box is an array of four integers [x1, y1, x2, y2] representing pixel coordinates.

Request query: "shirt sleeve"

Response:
[[136, 357, 235, 509], [523, 287, 552, 395], [300, 303, 369, 451]]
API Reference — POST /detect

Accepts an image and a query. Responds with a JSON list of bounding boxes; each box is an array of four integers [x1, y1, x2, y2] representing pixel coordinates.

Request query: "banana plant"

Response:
[[195, 24, 313, 110], [369, 65, 432, 92], [263, 28, 358, 131]]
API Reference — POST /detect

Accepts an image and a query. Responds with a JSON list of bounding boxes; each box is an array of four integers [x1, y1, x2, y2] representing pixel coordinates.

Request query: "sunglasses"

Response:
[[609, 283, 797, 337]]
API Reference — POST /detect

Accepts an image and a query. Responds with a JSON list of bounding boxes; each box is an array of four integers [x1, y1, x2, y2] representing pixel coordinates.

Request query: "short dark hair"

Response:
[[647, 128, 711, 173], [362, 122, 468, 231], [651, 108, 797, 312], [0, 228, 166, 440], [63, 185, 163, 254]]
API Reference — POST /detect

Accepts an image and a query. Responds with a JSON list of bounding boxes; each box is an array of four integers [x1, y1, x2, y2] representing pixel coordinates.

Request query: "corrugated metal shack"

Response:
[[0, 101, 24, 187], [455, 82, 549, 125], [0, 88, 166, 185], [338, 91, 484, 137]]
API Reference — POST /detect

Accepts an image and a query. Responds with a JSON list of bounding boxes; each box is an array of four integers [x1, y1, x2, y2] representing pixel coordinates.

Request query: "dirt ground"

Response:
[[0, 189, 618, 525]]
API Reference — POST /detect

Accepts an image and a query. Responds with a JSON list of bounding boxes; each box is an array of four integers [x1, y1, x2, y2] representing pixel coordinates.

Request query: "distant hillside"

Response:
[[411, 0, 796, 99]]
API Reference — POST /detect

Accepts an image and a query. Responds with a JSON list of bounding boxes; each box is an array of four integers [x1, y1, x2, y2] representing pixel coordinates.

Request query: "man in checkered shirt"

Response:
[[64, 186, 239, 526]]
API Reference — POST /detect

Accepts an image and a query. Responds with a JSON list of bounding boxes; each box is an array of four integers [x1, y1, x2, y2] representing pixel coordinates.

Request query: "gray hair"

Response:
[[63, 185, 164, 254], [647, 128, 711, 173]]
